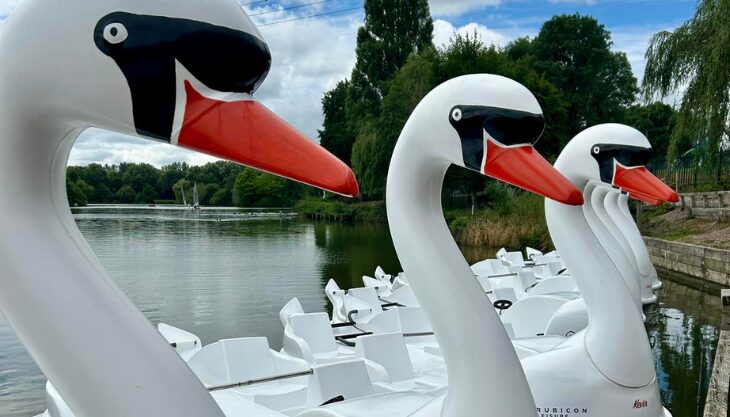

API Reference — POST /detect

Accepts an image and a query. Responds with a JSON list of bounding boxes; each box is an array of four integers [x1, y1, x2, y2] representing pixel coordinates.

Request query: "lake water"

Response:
[[0, 206, 721, 417]]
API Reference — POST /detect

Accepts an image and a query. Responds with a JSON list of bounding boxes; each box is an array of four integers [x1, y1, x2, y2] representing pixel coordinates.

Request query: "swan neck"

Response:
[[386, 131, 536, 417], [545, 184, 655, 387], [0, 123, 224, 417]]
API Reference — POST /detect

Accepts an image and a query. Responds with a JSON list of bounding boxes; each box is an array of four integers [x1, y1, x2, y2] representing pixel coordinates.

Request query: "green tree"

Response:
[[172, 179, 191, 204], [624, 102, 677, 158], [351, 51, 438, 199], [643, 0, 729, 167], [347, 0, 434, 122], [319, 81, 356, 165], [209, 187, 230, 206], [531, 14, 637, 133], [136, 185, 159, 204], [116, 185, 137, 204], [66, 181, 89, 206]]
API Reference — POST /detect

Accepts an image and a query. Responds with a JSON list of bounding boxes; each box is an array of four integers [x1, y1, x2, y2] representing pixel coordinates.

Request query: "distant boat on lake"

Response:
[[192, 183, 200, 210], [181, 185, 188, 208]]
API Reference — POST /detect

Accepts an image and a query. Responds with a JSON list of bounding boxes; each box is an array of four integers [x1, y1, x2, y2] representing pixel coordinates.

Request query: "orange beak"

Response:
[[613, 165, 678, 204], [483, 140, 584, 205], [176, 81, 358, 197], [627, 191, 664, 206]]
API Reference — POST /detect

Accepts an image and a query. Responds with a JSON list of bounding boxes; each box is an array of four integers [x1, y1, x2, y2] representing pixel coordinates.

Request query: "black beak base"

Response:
[[94, 12, 271, 141]]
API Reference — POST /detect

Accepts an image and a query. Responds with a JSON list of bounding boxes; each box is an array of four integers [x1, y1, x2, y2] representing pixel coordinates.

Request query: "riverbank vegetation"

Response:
[[296, 199, 386, 223], [446, 186, 552, 251], [66, 0, 728, 250], [640, 205, 730, 250], [66, 161, 309, 207]]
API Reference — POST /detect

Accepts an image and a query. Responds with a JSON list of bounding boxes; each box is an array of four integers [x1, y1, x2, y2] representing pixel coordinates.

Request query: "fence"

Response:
[[648, 147, 730, 193]]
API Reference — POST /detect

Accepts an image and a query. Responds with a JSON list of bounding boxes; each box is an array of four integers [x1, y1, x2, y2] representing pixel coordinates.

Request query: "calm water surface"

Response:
[[0, 206, 720, 416]]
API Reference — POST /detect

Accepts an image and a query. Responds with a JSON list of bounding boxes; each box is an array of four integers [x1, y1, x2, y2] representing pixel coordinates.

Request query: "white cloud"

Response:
[[428, 0, 500, 17], [69, 129, 220, 167], [253, 15, 359, 139], [433, 19, 510, 48], [0, 0, 20, 17]]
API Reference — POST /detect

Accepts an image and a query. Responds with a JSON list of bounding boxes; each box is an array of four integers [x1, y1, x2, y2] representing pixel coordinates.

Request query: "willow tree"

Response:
[[643, 0, 730, 167]]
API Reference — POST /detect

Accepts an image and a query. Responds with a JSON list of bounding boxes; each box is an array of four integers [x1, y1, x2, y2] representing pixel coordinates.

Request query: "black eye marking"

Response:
[[449, 105, 545, 172], [94, 12, 271, 141], [591, 143, 652, 184]]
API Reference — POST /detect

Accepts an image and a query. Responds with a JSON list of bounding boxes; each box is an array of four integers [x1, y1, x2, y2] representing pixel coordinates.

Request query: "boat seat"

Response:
[[492, 286, 518, 304], [502, 251, 526, 267], [356, 332, 446, 394], [374, 266, 392, 283], [157, 323, 202, 361], [529, 276, 579, 296], [362, 275, 392, 298], [304, 360, 379, 407], [382, 285, 419, 307], [475, 274, 493, 292], [515, 270, 538, 294], [496, 247, 507, 259], [325, 279, 348, 323], [525, 247, 543, 261], [282, 312, 354, 364], [279, 297, 304, 327], [187, 337, 310, 411], [500, 296, 568, 338], [470, 259, 495, 276], [472, 259, 510, 276], [391, 273, 409, 290], [348, 287, 384, 321]]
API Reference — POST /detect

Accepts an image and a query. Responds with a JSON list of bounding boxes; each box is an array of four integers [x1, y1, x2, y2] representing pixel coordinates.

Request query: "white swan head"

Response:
[[554, 123, 678, 204], [395, 74, 584, 205], [0, 0, 358, 197]]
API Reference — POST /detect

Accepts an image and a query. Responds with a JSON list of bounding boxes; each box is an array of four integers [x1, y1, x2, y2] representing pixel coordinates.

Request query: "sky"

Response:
[[0, 0, 697, 167]]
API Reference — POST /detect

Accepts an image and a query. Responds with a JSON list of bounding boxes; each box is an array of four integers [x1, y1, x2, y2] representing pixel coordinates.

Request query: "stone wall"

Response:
[[675, 191, 730, 222], [703, 289, 730, 417], [644, 237, 730, 286]]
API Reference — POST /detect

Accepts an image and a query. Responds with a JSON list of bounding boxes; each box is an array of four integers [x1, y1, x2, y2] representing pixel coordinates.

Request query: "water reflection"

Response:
[[649, 272, 721, 417], [0, 206, 721, 417]]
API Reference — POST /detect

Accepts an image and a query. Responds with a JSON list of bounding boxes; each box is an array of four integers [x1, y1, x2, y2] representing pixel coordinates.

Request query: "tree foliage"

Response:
[[351, 33, 572, 200], [66, 161, 307, 207], [319, 81, 356, 165], [530, 14, 637, 133], [643, 0, 730, 164], [347, 0, 434, 120], [319, 0, 434, 165], [233, 168, 304, 207], [624, 102, 678, 158]]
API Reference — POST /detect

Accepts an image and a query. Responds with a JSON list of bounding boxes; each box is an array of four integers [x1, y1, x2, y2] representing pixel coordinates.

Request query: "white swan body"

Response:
[[0, 1, 356, 417], [297, 74, 584, 417], [526, 124, 675, 416]]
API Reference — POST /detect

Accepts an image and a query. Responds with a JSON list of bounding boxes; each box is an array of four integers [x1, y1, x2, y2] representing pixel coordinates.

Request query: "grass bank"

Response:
[[640, 204, 730, 250], [296, 187, 552, 251], [446, 193, 552, 251]]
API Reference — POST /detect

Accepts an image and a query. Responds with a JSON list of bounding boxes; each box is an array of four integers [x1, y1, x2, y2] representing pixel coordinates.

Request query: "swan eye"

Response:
[[593, 146, 600, 154], [451, 108, 462, 121], [103, 23, 128, 44]]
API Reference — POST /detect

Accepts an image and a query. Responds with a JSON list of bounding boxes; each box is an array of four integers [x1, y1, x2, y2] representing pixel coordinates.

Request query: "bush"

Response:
[[295, 199, 386, 223]]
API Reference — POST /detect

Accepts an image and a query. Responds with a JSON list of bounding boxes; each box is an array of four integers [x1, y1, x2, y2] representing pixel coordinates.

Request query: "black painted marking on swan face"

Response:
[[590, 144, 652, 183], [448, 105, 545, 171], [94, 12, 271, 141]]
